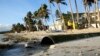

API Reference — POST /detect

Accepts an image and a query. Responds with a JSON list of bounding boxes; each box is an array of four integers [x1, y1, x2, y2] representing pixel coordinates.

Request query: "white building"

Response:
[[49, 19, 63, 31]]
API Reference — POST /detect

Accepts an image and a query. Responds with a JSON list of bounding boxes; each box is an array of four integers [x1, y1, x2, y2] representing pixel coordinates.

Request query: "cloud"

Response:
[[0, 24, 12, 32]]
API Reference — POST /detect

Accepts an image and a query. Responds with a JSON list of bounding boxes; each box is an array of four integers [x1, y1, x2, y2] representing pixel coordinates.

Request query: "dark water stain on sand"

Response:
[[0, 34, 49, 56], [0, 44, 49, 56]]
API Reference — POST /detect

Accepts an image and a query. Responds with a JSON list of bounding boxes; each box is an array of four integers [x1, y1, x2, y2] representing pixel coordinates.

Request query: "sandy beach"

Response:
[[1, 33, 100, 56], [3, 28, 100, 56], [6, 28, 100, 39], [30, 36, 100, 56]]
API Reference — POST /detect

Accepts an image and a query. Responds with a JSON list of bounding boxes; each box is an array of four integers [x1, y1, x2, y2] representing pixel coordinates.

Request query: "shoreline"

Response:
[[1, 28, 100, 56], [5, 28, 100, 39], [2, 28, 100, 45]]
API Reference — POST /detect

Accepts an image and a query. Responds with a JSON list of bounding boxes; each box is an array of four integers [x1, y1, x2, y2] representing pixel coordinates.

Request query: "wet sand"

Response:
[[0, 43, 49, 56], [31, 36, 100, 56], [3, 28, 100, 56], [1, 36, 100, 56]]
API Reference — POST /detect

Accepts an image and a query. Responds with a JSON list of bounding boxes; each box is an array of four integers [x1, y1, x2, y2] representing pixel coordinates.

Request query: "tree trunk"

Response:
[[84, 5, 87, 27], [74, 0, 79, 24], [84, 4, 91, 28], [57, 4, 66, 30], [94, 2, 98, 28], [82, 0, 90, 28], [87, 6, 91, 27], [49, 2, 57, 30], [68, 0, 75, 29], [45, 19, 48, 26], [96, 0, 100, 26]]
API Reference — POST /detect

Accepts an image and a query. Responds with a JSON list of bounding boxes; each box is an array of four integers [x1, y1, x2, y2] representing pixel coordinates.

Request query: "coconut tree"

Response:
[[48, 0, 57, 30], [53, 0, 67, 30], [44, 13, 49, 25], [68, 0, 76, 29], [24, 17, 29, 31], [33, 11, 40, 30], [12, 24, 17, 32], [36, 4, 49, 25], [94, 0, 100, 27], [83, 0, 93, 27], [33, 8, 45, 30], [55, 9, 67, 29], [26, 11, 34, 31], [55, 9, 60, 18], [41, 4, 49, 25], [33, 11, 39, 19], [74, 0, 79, 24], [12, 23, 25, 33], [54, 0, 67, 14], [87, 0, 100, 28], [34, 4, 49, 30]]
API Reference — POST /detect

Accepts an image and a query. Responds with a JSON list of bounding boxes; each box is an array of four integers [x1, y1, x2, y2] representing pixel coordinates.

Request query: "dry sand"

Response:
[[6, 28, 100, 39], [5, 28, 100, 56]]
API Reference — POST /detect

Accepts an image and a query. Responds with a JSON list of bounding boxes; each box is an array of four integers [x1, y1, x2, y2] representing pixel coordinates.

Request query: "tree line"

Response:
[[12, 0, 100, 32]]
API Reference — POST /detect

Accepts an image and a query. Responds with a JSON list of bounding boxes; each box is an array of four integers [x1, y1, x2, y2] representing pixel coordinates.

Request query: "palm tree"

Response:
[[83, 0, 93, 27], [54, 0, 67, 30], [24, 17, 28, 31], [55, 9, 67, 29], [74, 0, 79, 24], [12, 24, 17, 32], [44, 13, 49, 25], [20, 24, 26, 31], [26, 11, 34, 31], [34, 4, 49, 30], [68, 0, 76, 29], [12, 23, 25, 33], [94, 0, 100, 27], [33, 11, 39, 19], [33, 11, 40, 31], [55, 9, 60, 18], [48, 0, 57, 30], [41, 4, 49, 25], [54, 0, 67, 14]]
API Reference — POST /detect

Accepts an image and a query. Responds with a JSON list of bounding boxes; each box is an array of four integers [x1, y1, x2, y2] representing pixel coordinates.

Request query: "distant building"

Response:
[[49, 18, 62, 30], [49, 10, 100, 30]]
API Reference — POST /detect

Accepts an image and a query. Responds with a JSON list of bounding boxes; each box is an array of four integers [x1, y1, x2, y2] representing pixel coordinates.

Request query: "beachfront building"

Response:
[[49, 19, 62, 31], [49, 13, 87, 30], [49, 9, 100, 30], [73, 10, 100, 28], [82, 9, 100, 28]]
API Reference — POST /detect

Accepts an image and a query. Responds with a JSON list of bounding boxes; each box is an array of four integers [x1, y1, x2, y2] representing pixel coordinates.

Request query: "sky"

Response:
[[0, 0, 100, 31]]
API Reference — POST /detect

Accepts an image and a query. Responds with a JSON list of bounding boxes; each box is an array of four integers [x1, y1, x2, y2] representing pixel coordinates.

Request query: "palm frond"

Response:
[[49, 0, 54, 3], [51, 2, 55, 7], [61, 2, 67, 5]]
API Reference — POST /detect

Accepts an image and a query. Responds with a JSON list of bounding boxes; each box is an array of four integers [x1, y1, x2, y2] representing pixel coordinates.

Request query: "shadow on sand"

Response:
[[1, 32, 100, 56], [41, 32, 100, 45], [0, 43, 50, 56]]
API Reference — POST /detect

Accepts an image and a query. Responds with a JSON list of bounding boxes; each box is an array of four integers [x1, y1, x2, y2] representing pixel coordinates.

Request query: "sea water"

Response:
[[0, 34, 6, 42], [0, 34, 48, 56]]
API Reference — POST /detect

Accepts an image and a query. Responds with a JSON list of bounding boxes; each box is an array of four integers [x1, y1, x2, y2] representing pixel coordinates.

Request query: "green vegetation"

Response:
[[12, 23, 26, 33], [12, 4, 49, 32], [11, 0, 100, 32]]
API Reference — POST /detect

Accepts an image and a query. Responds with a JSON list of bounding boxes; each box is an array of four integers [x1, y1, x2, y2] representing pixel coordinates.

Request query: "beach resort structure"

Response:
[[49, 19, 62, 30], [49, 9, 100, 30]]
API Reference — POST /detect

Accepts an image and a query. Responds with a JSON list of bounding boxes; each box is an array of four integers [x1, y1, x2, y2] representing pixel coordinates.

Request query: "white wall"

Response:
[[49, 19, 62, 30]]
